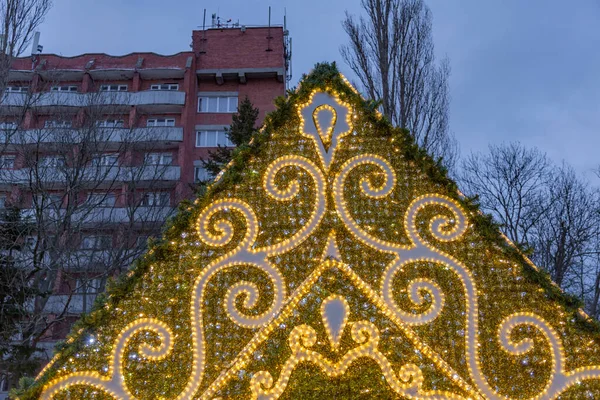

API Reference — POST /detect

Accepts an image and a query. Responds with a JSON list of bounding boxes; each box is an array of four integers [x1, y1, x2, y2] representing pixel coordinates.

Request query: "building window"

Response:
[[145, 153, 172, 165], [136, 235, 150, 248], [91, 154, 118, 167], [24, 236, 37, 249], [35, 193, 62, 208], [141, 192, 170, 207], [75, 277, 103, 294], [44, 120, 73, 128], [198, 96, 238, 113], [48, 194, 62, 208], [0, 197, 5, 208], [194, 166, 210, 182], [150, 83, 179, 91], [0, 155, 15, 169], [146, 118, 175, 127], [195, 130, 233, 147], [51, 85, 78, 92], [86, 192, 116, 207], [39, 156, 65, 168], [96, 119, 125, 128], [5, 86, 28, 93], [0, 375, 9, 392], [80, 235, 111, 250], [99, 84, 128, 92], [0, 121, 17, 129]]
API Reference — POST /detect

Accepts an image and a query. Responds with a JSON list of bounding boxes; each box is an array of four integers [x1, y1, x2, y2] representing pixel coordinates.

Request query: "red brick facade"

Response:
[[0, 26, 288, 381], [8, 26, 287, 197]]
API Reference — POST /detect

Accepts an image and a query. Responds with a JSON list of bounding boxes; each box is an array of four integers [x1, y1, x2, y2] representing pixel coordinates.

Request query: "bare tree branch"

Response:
[[341, 0, 457, 169]]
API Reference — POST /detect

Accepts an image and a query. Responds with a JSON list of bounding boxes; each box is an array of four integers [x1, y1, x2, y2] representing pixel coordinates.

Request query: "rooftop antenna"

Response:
[[31, 31, 43, 68], [199, 9, 207, 54], [283, 9, 292, 88], [266, 6, 273, 52], [31, 31, 43, 55]]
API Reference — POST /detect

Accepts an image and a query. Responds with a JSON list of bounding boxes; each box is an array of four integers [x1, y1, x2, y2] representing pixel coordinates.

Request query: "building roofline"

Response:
[[12, 51, 193, 61], [192, 25, 284, 32]]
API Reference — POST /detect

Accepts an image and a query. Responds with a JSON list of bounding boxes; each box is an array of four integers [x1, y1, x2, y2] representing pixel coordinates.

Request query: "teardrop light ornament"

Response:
[[321, 295, 350, 351], [298, 91, 353, 171], [313, 104, 337, 150]]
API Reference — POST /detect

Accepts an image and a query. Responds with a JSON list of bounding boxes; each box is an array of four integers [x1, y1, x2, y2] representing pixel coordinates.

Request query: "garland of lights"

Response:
[[34, 78, 600, 400]]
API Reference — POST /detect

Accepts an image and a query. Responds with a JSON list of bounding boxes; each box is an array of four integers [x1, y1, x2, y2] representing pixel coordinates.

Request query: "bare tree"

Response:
[[0, 84, 177, 390], [460, 142, 600, 317], [460, 142, 553, 246], [531, 165, 599, 288], [584, 238, 600, 319], [341, 0, 457, 167], [587, 169, 600, 318], [0, 0, 52, 91]]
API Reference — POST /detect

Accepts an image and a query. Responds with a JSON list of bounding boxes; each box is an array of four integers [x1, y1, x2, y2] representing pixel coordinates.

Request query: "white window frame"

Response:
[[5, 86, 28, 93], [80, 235, 112, 250], [0, 375, 9, 392], [194, 166, 210, 182], [39, 156, 65, 168], [91, 154, 118, 167], [51, 85, 78, 92], [75, 277, 103, 294], [146, 118, 175, 127], [195, 130, 233, 147], [141, 192, 170, 207], [96, 119, 125, 128], [198, 96, 238, 113], [24, 236, 38, 249], [44, 120, 73, 128], [144, 152, 173, 165], [48, 194, 62, 207], [0, 155, 15, 169], [0, 121, 17, 129], [35, 193, 62, 207], [136, 235, 150, 248], [150, 83, 179, 91], [99, 84, 128, 92], [87, 192, 116, 207]]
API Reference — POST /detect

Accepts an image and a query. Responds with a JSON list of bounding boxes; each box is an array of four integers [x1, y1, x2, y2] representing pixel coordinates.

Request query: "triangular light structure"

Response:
[[31, 64, 600, 400]]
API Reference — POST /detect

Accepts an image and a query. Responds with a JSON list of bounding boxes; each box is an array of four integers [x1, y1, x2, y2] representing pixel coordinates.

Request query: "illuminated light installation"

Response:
[[33, 68, 600, 400]]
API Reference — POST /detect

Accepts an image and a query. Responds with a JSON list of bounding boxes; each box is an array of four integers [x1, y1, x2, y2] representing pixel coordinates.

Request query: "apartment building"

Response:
[[0, 24, 290, 396]]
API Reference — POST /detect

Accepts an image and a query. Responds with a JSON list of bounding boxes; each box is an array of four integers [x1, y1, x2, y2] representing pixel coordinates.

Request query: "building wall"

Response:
[[0, 26, 287, 396], [192, 27, 285, 69]]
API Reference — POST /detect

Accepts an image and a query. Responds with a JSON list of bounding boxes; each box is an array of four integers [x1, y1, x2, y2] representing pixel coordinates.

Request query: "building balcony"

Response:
[[2, 127, 183, 147], [84, 206, 174, 223], [121, 126, 183, 143], [94, 90, 186, 112], [1, 91, 32, 108], [43, 293, 98, 314], [6, 247, 114, 267], [18, 206, 174, 225], [0, 90, 186, 113], [0, 165, 181, 187], [122, 165, 181, 182]]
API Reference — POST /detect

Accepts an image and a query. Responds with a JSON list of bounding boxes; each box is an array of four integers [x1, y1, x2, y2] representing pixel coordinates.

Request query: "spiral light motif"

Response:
[[38, 85, 600, 400]]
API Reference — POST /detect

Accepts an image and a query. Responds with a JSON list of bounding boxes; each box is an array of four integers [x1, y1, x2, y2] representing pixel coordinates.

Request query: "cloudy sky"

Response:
[[36, 0, 600, 178]]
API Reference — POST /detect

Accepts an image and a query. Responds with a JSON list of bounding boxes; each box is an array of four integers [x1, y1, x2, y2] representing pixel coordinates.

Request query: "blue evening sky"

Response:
[[36, 0, 600, 178]]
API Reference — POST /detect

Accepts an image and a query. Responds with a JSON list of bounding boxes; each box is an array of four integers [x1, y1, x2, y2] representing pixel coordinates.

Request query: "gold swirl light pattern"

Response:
[[36, 83, 600, 400], [250, 321, 464, 400]]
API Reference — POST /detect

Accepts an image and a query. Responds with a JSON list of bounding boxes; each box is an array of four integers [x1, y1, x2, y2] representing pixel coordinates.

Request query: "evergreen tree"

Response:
[[201, 96, 259, 180], [0, 207, 39, 392]]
